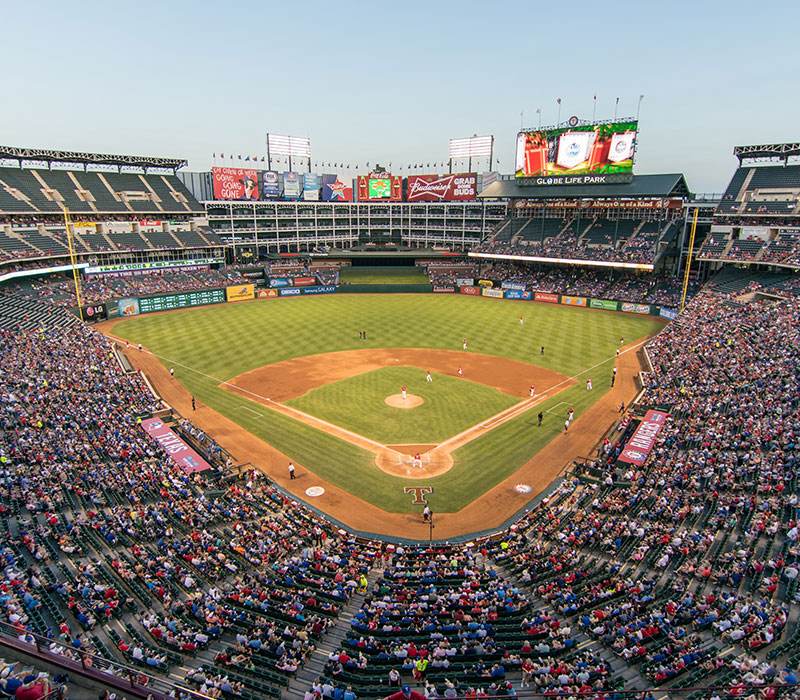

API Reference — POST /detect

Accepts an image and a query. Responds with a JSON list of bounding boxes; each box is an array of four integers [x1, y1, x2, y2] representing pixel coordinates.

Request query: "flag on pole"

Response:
[[556, 98, 561, 105], [536, 108, 541, 114]]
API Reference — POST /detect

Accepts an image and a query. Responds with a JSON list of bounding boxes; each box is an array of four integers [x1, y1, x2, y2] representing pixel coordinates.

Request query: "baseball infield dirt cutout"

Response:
[[385, 394, 423, 408], [222, 348, 574, 479]]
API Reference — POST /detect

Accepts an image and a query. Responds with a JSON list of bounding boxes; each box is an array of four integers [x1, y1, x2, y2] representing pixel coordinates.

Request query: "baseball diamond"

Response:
[[102, 292, 663, 529]]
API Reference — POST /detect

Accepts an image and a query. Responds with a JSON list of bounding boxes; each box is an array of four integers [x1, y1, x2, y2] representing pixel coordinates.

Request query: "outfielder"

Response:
[[426, 371, 432, 383]]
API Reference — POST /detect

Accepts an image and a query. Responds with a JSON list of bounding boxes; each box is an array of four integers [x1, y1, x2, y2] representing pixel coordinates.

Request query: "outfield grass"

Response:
[[338, 266, 430, 285], [286, 366, 518, 444], [113, 294, 664, 512]]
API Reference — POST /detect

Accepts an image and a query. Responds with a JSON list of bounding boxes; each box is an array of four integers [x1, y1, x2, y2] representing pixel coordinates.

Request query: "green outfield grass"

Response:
[[112, 293, 664, 513], [286, 366, 518, 444], [338, 266, 429, 285]]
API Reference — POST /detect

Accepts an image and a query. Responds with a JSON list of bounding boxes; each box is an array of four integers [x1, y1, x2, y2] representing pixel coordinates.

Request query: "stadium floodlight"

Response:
[[448, 136, 493, 173], [266, 134, 312, 172], [449, 136, 493, 159]]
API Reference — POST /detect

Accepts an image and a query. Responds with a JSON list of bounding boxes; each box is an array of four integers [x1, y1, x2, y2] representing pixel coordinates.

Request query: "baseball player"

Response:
[[568, 407, 575, 422], [169, 368, 174, 379], [413, 453, 422, 469], [462, 338, 467, 351], [616, 348, 620, 358], [619, 336, 625, 346], [587, 377, 593, 390], [457, 366, 463, 377], [612, 366, 618, 387], [564, 419, 570, 433], [426, 371, 432, 383], [519, 316, 524, 325], [530, 384, 535, 397], [401, 386, 407, 400], [288, 462, 296, 479]]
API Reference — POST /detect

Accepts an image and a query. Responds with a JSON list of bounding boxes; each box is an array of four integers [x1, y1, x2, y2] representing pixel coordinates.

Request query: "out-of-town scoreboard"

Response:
[[138, 288, 225, 313]]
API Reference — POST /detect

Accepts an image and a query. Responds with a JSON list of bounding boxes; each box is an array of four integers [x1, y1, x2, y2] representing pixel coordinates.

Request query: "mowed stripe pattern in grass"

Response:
[[286, 366, 519, 444], [113, 294, 664, 512]]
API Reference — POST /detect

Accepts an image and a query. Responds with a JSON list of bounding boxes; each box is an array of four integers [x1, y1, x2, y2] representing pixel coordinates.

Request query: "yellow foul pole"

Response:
[[679, 207, 699, 314], [62, 205, 85, 322]]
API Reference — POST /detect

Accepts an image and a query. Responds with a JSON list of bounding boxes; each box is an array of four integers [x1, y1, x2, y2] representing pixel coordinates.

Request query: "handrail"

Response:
[[0, 619, 212, 700]]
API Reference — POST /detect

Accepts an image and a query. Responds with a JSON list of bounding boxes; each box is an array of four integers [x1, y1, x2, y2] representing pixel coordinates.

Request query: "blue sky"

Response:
[[1, 0, 798, 193]]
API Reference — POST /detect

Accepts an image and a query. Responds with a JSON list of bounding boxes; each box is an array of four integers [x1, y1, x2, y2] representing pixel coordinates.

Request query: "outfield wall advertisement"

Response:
[[460, 286, 480, 296], [534, 292, 559, 303], [505, 290, 531, 300], [561, 295, 587, 307], [590, 299, 619, 311], [482, 288, 504, 299], [226, 284, 255, 302], [621, 302, 652, 314]]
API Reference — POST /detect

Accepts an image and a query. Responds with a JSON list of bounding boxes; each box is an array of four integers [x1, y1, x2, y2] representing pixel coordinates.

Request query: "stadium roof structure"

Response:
[[478, 173, 691, 200], [734, 142, 800, 165], [0, 146, 188, 172]]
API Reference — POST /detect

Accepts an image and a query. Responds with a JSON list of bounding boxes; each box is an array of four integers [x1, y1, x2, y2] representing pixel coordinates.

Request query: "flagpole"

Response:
[[614, 97, 619, 121], [592, 95, 597, 123], [556, 99, 562, 126], [520, 110, 524, 131], [636, 94, 645, 122], [537, 110, 541, 130]]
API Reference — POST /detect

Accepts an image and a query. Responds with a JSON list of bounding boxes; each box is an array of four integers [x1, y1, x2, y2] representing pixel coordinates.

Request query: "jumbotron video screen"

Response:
[[515, 120, 638, 185]]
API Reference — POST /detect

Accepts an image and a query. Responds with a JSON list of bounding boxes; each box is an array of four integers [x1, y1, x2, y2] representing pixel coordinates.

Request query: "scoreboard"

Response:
[[138, 288, 225, 313]]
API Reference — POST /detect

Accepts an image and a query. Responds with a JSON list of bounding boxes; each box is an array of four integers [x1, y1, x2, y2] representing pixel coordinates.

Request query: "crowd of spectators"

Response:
[[475, 217, 672, 266], [0, 272, 799, 699]]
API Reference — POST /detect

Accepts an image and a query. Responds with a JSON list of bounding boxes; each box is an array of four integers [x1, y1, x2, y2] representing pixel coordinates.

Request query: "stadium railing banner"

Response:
[[456, 277, 474, 286], [118, 298, 140, 317], [80, 303, 107, 322], [534, 292, 559, 303], [269, 277, 291, 288], [212, 167, 260, 200], [590, 298, 620, 311], [477, 279, 494, 288], [501, 281, 526, 292], [225, 284, 255, 302], [73, 221, 96, 231], [659, 307, 678, 320], [106, 221, 132, 233], [292, 276, 316, 286], [482, 288, 505, 299], [505, 289, 531, 300], [302, 285, 336, 295], [618, 409, 669, 466], [621, 302, 652, 314], [459, 286, 481, 296], [141, 418, 212, 474], [258, 289, 279, 298], [433, 285, 456, 293], [561, 295, 587, 307]]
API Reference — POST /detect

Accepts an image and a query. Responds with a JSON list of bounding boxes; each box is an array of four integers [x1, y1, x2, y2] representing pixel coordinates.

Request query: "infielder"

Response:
[[530, 384, 535, 397], [413, 453, 422, 469], [458, 366, 463, 377], [587, 377, 593, 390], [401, 385, 407, 400]]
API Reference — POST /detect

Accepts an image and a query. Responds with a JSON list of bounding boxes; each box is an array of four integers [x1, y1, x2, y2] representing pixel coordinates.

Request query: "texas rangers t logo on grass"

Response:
[[404, 486, 433, 505]]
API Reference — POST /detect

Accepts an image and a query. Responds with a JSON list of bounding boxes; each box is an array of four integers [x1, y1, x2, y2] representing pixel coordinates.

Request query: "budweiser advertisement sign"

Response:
[[407, 173, 477, 202]]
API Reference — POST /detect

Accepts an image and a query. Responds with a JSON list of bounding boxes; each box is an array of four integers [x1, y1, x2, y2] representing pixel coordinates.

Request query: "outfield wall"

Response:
[[92, 280, 677, 320]]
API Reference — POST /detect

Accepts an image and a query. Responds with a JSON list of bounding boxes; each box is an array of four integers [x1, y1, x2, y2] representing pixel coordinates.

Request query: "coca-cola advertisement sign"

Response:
[[407, 173, 477, 202]]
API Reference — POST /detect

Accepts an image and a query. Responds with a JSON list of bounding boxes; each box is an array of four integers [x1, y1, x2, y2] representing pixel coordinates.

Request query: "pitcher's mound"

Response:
[[385, 394, 423, 408]]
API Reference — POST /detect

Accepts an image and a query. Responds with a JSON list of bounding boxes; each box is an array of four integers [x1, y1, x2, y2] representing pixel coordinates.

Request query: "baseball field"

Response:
[[338, 266, 430, 285], [107, 293, 663, 531]]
